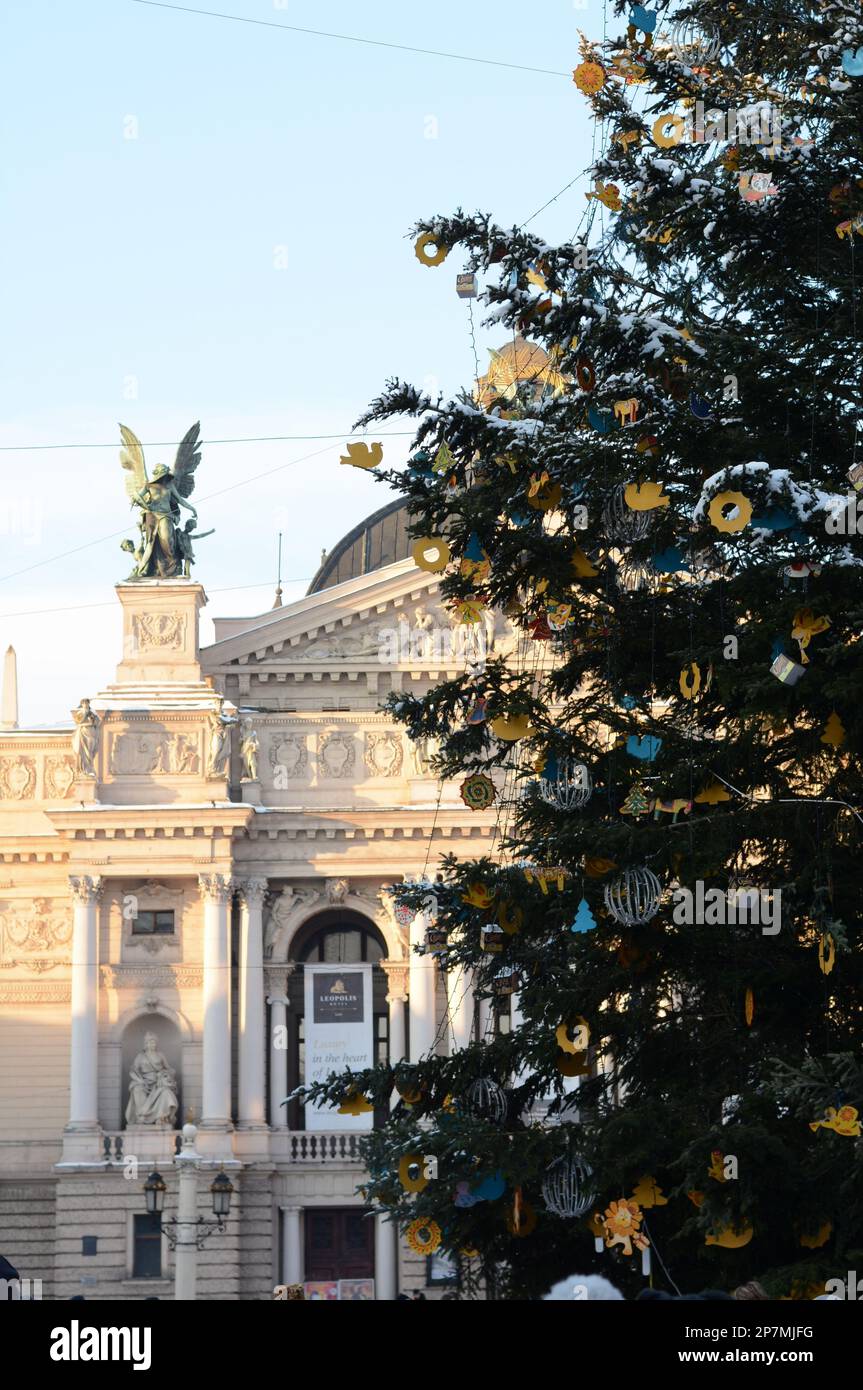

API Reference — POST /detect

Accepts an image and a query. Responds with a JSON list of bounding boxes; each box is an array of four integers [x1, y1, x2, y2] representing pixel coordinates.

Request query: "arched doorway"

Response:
[[283, 910, 390, 1131]]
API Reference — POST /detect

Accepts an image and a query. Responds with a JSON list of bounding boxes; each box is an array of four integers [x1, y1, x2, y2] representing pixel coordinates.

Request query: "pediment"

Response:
[[202, 558, 486, 672]]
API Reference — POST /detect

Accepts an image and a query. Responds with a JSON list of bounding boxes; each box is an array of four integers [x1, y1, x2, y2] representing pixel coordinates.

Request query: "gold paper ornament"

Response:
[[694, 780, 731, 805], [406, 1218, 441, 1255], [398, 1154, 429, 1193], [339, 441, 383, 469], [709, 491, 753, 534], [745, 988, 755, 1026], [679, 662, 702, 700], [820, 712, 846, 748], [809, 1105, 860, 1137], [818, 933, 836, 976], [705, 1223, 754, 1249], [572, 60, 606, 94], [799, 1222, 832, 1249], [491, 714, 534, 742], [412, 536, 451, 572], [556, 1018, 590, 1054], [631, 1176, 667, 1209], [624, 480, 669, 511], [414, 232, 448, 266]]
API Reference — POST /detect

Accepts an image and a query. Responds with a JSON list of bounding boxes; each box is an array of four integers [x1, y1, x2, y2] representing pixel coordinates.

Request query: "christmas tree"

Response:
[[302, 2, 863, 1299]]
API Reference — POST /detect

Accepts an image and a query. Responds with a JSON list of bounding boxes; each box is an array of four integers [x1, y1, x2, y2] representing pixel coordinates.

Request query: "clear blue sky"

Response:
[[0, 0, 603, 723]]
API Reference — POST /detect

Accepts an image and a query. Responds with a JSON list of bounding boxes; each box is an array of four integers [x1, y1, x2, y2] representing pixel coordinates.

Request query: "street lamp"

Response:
[[140, 1124, 234, 1301], [144, 1171, 166, 1217]]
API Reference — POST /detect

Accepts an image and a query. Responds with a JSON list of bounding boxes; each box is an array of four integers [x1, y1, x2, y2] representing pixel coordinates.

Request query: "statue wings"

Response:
[[173, 422, 202, 498], [119, 424, 148, 503]]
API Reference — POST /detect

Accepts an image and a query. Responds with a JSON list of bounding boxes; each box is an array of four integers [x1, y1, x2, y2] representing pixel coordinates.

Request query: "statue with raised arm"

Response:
[[119, 422, 212, 579]]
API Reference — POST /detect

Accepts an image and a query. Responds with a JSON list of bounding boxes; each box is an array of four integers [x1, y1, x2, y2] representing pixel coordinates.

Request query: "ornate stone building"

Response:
[[0, 501, 503, 1299]]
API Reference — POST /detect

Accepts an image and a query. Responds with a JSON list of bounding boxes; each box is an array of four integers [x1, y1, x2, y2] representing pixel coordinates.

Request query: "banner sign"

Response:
[[304, 964, 374, 1131]]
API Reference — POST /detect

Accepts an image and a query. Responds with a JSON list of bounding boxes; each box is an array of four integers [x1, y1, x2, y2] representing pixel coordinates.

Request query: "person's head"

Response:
[[151, 465, 173, 483], [544, 1273, 623, 1301], [144, 1032, 158, 1053], [733, 1280, 770, 1301]]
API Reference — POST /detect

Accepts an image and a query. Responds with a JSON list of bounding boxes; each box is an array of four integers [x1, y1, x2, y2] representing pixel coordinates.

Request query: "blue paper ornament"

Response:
[[571, 898, 598, 934], [651, 545, 689, 573], [620, 695, 639, 710], [464, 532, 486, 562], [689, 392, 713, 420], [472, 1172, 506, 1202], [630, 5, 657, 32], [588, 405, 617, 434], [751, 507, 795, 531], [626, 734, 662, 761], [842, 47, 863, 77]]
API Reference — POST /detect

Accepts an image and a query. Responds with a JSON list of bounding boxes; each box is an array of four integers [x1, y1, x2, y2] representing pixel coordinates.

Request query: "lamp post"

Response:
[[143, 1122, 233, 1302]]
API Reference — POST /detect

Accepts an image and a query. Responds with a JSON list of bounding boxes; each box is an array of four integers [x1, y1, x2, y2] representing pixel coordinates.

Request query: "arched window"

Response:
[[281, 911, 390, 1130]]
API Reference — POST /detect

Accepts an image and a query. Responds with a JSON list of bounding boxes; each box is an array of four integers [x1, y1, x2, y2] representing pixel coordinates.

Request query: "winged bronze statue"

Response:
[[118, 422, 214, 579]]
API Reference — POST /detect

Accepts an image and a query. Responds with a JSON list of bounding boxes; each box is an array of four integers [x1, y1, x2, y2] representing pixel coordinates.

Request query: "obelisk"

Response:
[[1, 645, 18, 729]]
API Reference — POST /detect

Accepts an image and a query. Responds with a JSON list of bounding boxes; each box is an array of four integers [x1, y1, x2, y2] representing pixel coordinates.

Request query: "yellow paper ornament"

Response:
[[491, 714, 534, 742], [818, 932, 836, 975], [624, 480, 669, 511], [414, 233, 448, 266], [412, 536, 451, 572], [705, 1222, 753, 1249], [708, 491, 753, 534], [820, 712, 846, 748], [679, 662, 702, 699], [398, 1154, 429, 1193], [406, 1218, 441, 1255], [339, 441, 383, 470]]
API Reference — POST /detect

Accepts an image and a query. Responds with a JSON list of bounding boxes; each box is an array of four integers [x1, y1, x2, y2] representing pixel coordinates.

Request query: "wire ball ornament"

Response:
[[462, 1077, 508, 1125], [538, 756, 592, 811], [542, 1154, 597, 1219], [670, 19, 722, 66], [602, 484, 653, 545], [603, 867, 662, 926]]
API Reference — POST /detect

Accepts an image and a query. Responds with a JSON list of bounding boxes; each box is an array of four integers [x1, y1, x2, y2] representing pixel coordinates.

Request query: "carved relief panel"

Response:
[[0, 897, 73, 971], [109, 729, 201, 776]]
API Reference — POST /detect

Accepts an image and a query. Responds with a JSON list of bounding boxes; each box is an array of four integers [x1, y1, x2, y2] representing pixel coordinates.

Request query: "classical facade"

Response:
[[0, 501, 506, 1300]]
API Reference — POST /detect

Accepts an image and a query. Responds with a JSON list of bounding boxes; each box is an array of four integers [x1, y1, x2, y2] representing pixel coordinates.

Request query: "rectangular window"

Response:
[[131, 910, 175, 937], [81, 1236, 97, 1257], [132, 1214, 162, 1278]]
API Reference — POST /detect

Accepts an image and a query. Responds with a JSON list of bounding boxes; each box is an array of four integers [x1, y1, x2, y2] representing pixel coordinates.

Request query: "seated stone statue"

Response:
[[125, 1031, 179, 1127]]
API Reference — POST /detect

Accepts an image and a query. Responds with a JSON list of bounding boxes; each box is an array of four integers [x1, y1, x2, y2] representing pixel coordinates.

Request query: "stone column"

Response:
[[408, 910, 437, 1061], [198, 874, 234, 1130], [382, 962, 408, 1064], [237, 877, 268, 1130], [447, 963, 475, 1052], [375, 1210, 397, 1300], [66, 875, 104, 1132], [266, 967, 293, 1129], [281, 1206, 303, 1285]]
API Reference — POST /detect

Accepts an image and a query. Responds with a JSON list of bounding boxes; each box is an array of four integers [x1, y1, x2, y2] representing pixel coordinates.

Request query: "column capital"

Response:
[[198, 872, 234, 904], [382, 959, 409, 1002], [68, 874, 104, 905], [236, 875, 269, 907], [265, 964, 295, 998]]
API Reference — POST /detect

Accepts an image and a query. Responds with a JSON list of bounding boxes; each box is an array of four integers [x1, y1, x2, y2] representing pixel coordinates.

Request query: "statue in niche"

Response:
[[71, 699, 100, 779], [240, 718, 260, 781], [125, 1031, 179, 1127]]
